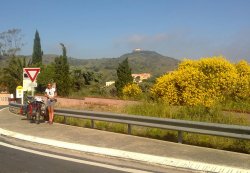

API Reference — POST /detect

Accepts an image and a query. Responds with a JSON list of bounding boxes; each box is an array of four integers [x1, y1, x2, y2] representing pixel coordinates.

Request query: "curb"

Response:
[[0, 127, 249, 173]]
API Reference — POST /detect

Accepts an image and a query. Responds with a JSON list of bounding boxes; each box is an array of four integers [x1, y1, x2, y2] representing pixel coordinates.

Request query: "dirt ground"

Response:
[[222, 110, 250, 123], [51, 96, 139, 112]]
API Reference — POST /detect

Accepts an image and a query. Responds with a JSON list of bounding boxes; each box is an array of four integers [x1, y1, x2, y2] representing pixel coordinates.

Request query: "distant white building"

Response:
[[106, 81, 115, 86]]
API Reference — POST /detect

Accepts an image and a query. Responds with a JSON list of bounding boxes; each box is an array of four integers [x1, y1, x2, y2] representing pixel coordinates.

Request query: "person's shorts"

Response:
[[47, 99, 55, 107]]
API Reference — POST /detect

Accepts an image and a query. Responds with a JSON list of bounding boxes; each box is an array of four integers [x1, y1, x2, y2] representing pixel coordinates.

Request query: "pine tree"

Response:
[[54, 43, 70, 96], [115, 57, 133, 96], [60, 43, 67, 60], [32, 30, 43, 65]]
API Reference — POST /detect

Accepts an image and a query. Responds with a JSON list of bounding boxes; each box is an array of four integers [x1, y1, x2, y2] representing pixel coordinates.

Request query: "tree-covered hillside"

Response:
[[68, 50, 179, 82], [119, 51, 179, 76]]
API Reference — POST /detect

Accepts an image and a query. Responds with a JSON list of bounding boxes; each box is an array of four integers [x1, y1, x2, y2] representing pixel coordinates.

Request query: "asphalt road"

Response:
[[0, 143, 136, 173], [0, 136, 193, 173]]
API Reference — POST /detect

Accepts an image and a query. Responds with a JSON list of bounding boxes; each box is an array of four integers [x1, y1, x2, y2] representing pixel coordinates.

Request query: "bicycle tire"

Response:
[[35, 110, 40, 124]]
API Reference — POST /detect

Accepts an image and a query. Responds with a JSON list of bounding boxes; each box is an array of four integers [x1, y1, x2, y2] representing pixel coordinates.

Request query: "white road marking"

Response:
[[0, 107, 7, 112], [0, 141, 152, 173]]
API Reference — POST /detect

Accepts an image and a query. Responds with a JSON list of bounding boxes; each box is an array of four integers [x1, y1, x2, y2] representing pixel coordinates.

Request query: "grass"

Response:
[[54, 115, 92, 128], [124, 101, 250, 125], [54, 99, 250, 154], [222, 98, 250, 113]]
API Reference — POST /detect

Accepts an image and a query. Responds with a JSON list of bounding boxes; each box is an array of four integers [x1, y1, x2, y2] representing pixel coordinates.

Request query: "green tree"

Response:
[[135, 76, 140, 83], [2, 56, 31, 94], [72, 69, 84, 91], [115, 57, 133, 96], [0, 68, 7, 91], [54, 43, 70, 96], [82, 71, 95, 85], [36, 64, 55, 93], [32, 30, 43, 65], [60, 43, 66, 58]]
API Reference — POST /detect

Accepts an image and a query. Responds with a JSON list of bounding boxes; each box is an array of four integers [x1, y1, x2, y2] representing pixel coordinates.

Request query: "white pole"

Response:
[[31, 87, 34, 97], [21, 90, 23, 104]]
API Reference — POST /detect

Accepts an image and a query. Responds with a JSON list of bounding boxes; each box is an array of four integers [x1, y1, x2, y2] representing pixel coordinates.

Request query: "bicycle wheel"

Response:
[[35, 110, 40, 124], [26, 105, 32, 120]]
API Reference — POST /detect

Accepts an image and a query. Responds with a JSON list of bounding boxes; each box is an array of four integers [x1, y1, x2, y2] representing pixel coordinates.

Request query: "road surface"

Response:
[[0, 137, 193, 173]]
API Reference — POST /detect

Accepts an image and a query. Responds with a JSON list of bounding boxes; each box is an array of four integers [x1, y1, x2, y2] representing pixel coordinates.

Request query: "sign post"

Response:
[[23, 68, 40, 96], [16, 86, 24, 104]]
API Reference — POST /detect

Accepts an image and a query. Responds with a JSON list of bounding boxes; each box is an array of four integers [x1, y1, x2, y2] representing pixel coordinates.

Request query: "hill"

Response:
[[119, 50, 179, 76], [1, 51, 180, 82], [68, 50, 180, 81]]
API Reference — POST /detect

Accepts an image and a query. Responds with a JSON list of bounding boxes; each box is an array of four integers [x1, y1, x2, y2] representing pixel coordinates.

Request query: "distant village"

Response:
[[106, 73, 151, 86]]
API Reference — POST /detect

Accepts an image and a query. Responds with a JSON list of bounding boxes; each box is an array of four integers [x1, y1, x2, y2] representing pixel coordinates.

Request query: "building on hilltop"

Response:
[[133, 48, 142, 52]]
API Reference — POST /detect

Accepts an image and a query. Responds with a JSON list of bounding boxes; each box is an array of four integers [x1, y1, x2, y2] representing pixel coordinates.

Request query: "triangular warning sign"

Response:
[[24, 68, 40, 82]]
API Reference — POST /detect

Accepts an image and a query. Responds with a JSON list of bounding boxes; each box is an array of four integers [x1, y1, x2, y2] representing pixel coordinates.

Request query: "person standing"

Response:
[[45, 83, 56, 124]]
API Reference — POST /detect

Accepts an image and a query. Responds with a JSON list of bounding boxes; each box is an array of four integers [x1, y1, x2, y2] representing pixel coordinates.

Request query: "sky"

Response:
[[1, 0, 250, 62]]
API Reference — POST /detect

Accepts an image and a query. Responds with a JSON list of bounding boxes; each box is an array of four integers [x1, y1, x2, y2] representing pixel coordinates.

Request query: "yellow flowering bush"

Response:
[[234, 60, 250, 99], [151, 56, 250, 107], [122, 83, 142, 99]]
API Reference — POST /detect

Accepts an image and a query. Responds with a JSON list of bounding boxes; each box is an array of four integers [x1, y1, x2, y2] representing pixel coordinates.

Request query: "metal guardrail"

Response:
[[9, 102, 26, 115], [9, 102, 250, 143]]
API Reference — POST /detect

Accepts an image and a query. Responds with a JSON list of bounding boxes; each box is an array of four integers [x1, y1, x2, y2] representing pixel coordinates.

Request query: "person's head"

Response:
[[47, 83, 52, 89]]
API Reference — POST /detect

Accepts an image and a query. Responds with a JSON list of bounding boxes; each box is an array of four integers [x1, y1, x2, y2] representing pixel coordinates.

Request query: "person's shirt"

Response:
[[45, 88, 56, 99]]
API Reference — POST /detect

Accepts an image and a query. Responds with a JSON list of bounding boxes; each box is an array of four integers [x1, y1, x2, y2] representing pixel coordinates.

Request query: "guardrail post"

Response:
[[128, 124, 132, 134], [178, 131, 183, 143], [63, 116, 66, 124], [91, 119, 95, 128]]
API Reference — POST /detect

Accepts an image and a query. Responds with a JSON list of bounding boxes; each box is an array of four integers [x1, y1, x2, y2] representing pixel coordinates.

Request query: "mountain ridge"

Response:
[[66, 50, 180, 81]]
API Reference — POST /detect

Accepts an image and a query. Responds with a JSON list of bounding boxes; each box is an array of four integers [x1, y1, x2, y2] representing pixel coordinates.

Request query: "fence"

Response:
[[9, 102, 250, 143]]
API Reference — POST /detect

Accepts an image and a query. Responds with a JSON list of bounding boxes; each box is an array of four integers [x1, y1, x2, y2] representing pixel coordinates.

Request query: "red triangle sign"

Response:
[[24, 68, 40, 82]]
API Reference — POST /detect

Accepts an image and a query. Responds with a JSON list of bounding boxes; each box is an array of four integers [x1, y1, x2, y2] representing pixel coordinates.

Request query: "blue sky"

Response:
[[1, 0, 250, 61]]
